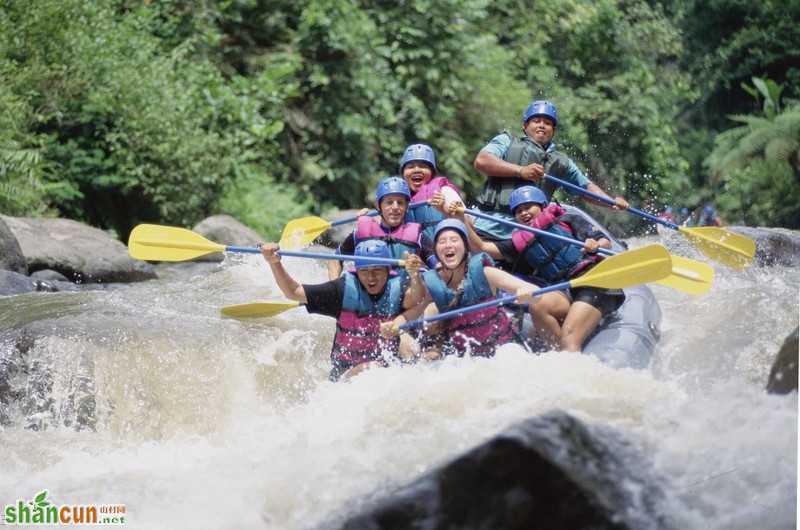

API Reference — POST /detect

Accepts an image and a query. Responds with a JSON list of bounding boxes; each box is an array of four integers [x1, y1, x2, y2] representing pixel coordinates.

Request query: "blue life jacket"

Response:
[[422, 253, 514, 357], [511, 221, 595, 283]]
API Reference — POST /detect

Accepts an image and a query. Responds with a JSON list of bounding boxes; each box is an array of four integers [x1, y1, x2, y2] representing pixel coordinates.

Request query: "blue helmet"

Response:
[[703, 205, 715, 216], [433, 219, 468, 243], [522, 100, 558, 127], [354, 239, 392, 270], [375, 176, 411, 204], [665, 206, 673, 214], [680, 207, 689, 216], [399, 143, 437, 173], [509, 186, 548, 213]]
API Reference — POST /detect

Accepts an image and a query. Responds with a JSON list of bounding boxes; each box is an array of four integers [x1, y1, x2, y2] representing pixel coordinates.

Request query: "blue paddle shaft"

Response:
[[464, 208, 614, 257], [279, 250, 402, 266], [330, 201, 428, 227], [400, 281, 570, 330], [544, 174, 680, 230], [224, 247, 403, 266]]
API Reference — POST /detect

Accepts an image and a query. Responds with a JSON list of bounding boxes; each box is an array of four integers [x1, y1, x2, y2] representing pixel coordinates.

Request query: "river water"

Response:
[[0, 234, 797, 529]]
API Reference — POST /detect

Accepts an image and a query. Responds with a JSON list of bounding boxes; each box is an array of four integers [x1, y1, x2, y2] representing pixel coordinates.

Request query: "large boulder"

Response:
[[0, 216, 156, 283], [331, 411, 682, 530], [728, 226, 800, 267], [192, 215, 264, 262], [767, 327, 799, 395], [0, 217, 26, 274]]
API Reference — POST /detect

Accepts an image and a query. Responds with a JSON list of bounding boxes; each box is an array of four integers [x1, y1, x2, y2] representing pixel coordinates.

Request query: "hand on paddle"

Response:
[[518, 162, 545, 183], [611, 196, 629, 210], [403, 253, 425, 277], [260, 242, 281, 264], [514, 285, 539, 306], [583, 237, 611, 254], [380, 315, 407, 338]]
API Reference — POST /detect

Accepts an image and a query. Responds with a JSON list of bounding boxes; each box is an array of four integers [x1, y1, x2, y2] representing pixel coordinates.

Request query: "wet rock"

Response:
[[0, 217, 26, 274], [0, 215, 156, 283], [767, 327, 798, 395], [31, 269, 70, 283], [0, 326, 96, 431], [332, 410, 681, 530], [728, 226, 800, 267], [0, 270, 36, 296], [192, 214, 265, 262]]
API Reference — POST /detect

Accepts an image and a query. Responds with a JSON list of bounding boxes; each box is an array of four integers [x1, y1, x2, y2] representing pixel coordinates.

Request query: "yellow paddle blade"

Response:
[[129, 224, 225, 262], [655, 255, 714, 295], [220, 301, 301, 318], [679, 226, 755, 270], [279, 216, 332, 250], [571, 244, 672, 290]]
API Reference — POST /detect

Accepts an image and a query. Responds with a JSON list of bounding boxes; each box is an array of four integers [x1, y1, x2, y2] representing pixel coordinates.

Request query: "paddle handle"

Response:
[[464, 208, 614, 257], [543, 174, 680, 231], [400, 281, 570, 330], [223, 246, 405, 266], [329, 201, 428, 227], [225, 245, 261, 254]]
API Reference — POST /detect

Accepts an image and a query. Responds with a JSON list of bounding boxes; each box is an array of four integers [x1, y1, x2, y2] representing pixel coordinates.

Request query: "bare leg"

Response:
[[529, 291, 570, 348], [559, 301, 603, 352]]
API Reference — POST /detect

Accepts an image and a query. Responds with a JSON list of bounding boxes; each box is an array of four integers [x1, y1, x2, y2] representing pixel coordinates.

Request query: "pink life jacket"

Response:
[[354, 216, 422, 259], [408, 176, 462, 238], [330, 272, 404, 375]]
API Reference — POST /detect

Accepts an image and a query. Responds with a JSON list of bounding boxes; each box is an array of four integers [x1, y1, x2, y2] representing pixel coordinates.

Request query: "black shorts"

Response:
[[569, 286, 625, 317]]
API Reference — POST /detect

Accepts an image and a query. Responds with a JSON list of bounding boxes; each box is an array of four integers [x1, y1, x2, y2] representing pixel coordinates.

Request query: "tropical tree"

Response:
[[706, 78, 800, 227]]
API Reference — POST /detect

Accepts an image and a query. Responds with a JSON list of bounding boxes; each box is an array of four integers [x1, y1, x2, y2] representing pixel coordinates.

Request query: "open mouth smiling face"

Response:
[[402, 161, 434, 193], [435, 231, 466, 269], [356, 267, 389, 294]]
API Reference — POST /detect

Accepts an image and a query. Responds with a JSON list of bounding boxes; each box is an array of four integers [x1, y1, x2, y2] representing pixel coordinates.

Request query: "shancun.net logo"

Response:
[[3, 490, 126, 525]]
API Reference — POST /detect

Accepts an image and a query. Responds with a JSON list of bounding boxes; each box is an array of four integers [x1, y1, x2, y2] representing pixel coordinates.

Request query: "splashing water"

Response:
[[0, 238, 797, 529]]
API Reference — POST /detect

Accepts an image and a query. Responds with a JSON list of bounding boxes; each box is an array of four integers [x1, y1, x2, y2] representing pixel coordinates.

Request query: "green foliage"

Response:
[[2, 0, 797, 239], [218, 171, 312, 240], [0, 0, 291, 238], [706, 92, 800, 227]]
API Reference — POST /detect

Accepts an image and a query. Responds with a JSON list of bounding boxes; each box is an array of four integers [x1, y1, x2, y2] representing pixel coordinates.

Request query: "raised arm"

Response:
[[483, 266, 537, 296], [445, 202, 504, 260], [260, 243, 307, 303]]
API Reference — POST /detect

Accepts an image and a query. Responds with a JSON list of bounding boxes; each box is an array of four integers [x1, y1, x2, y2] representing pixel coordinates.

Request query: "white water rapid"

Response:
[[0, 234, 797, 530]]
